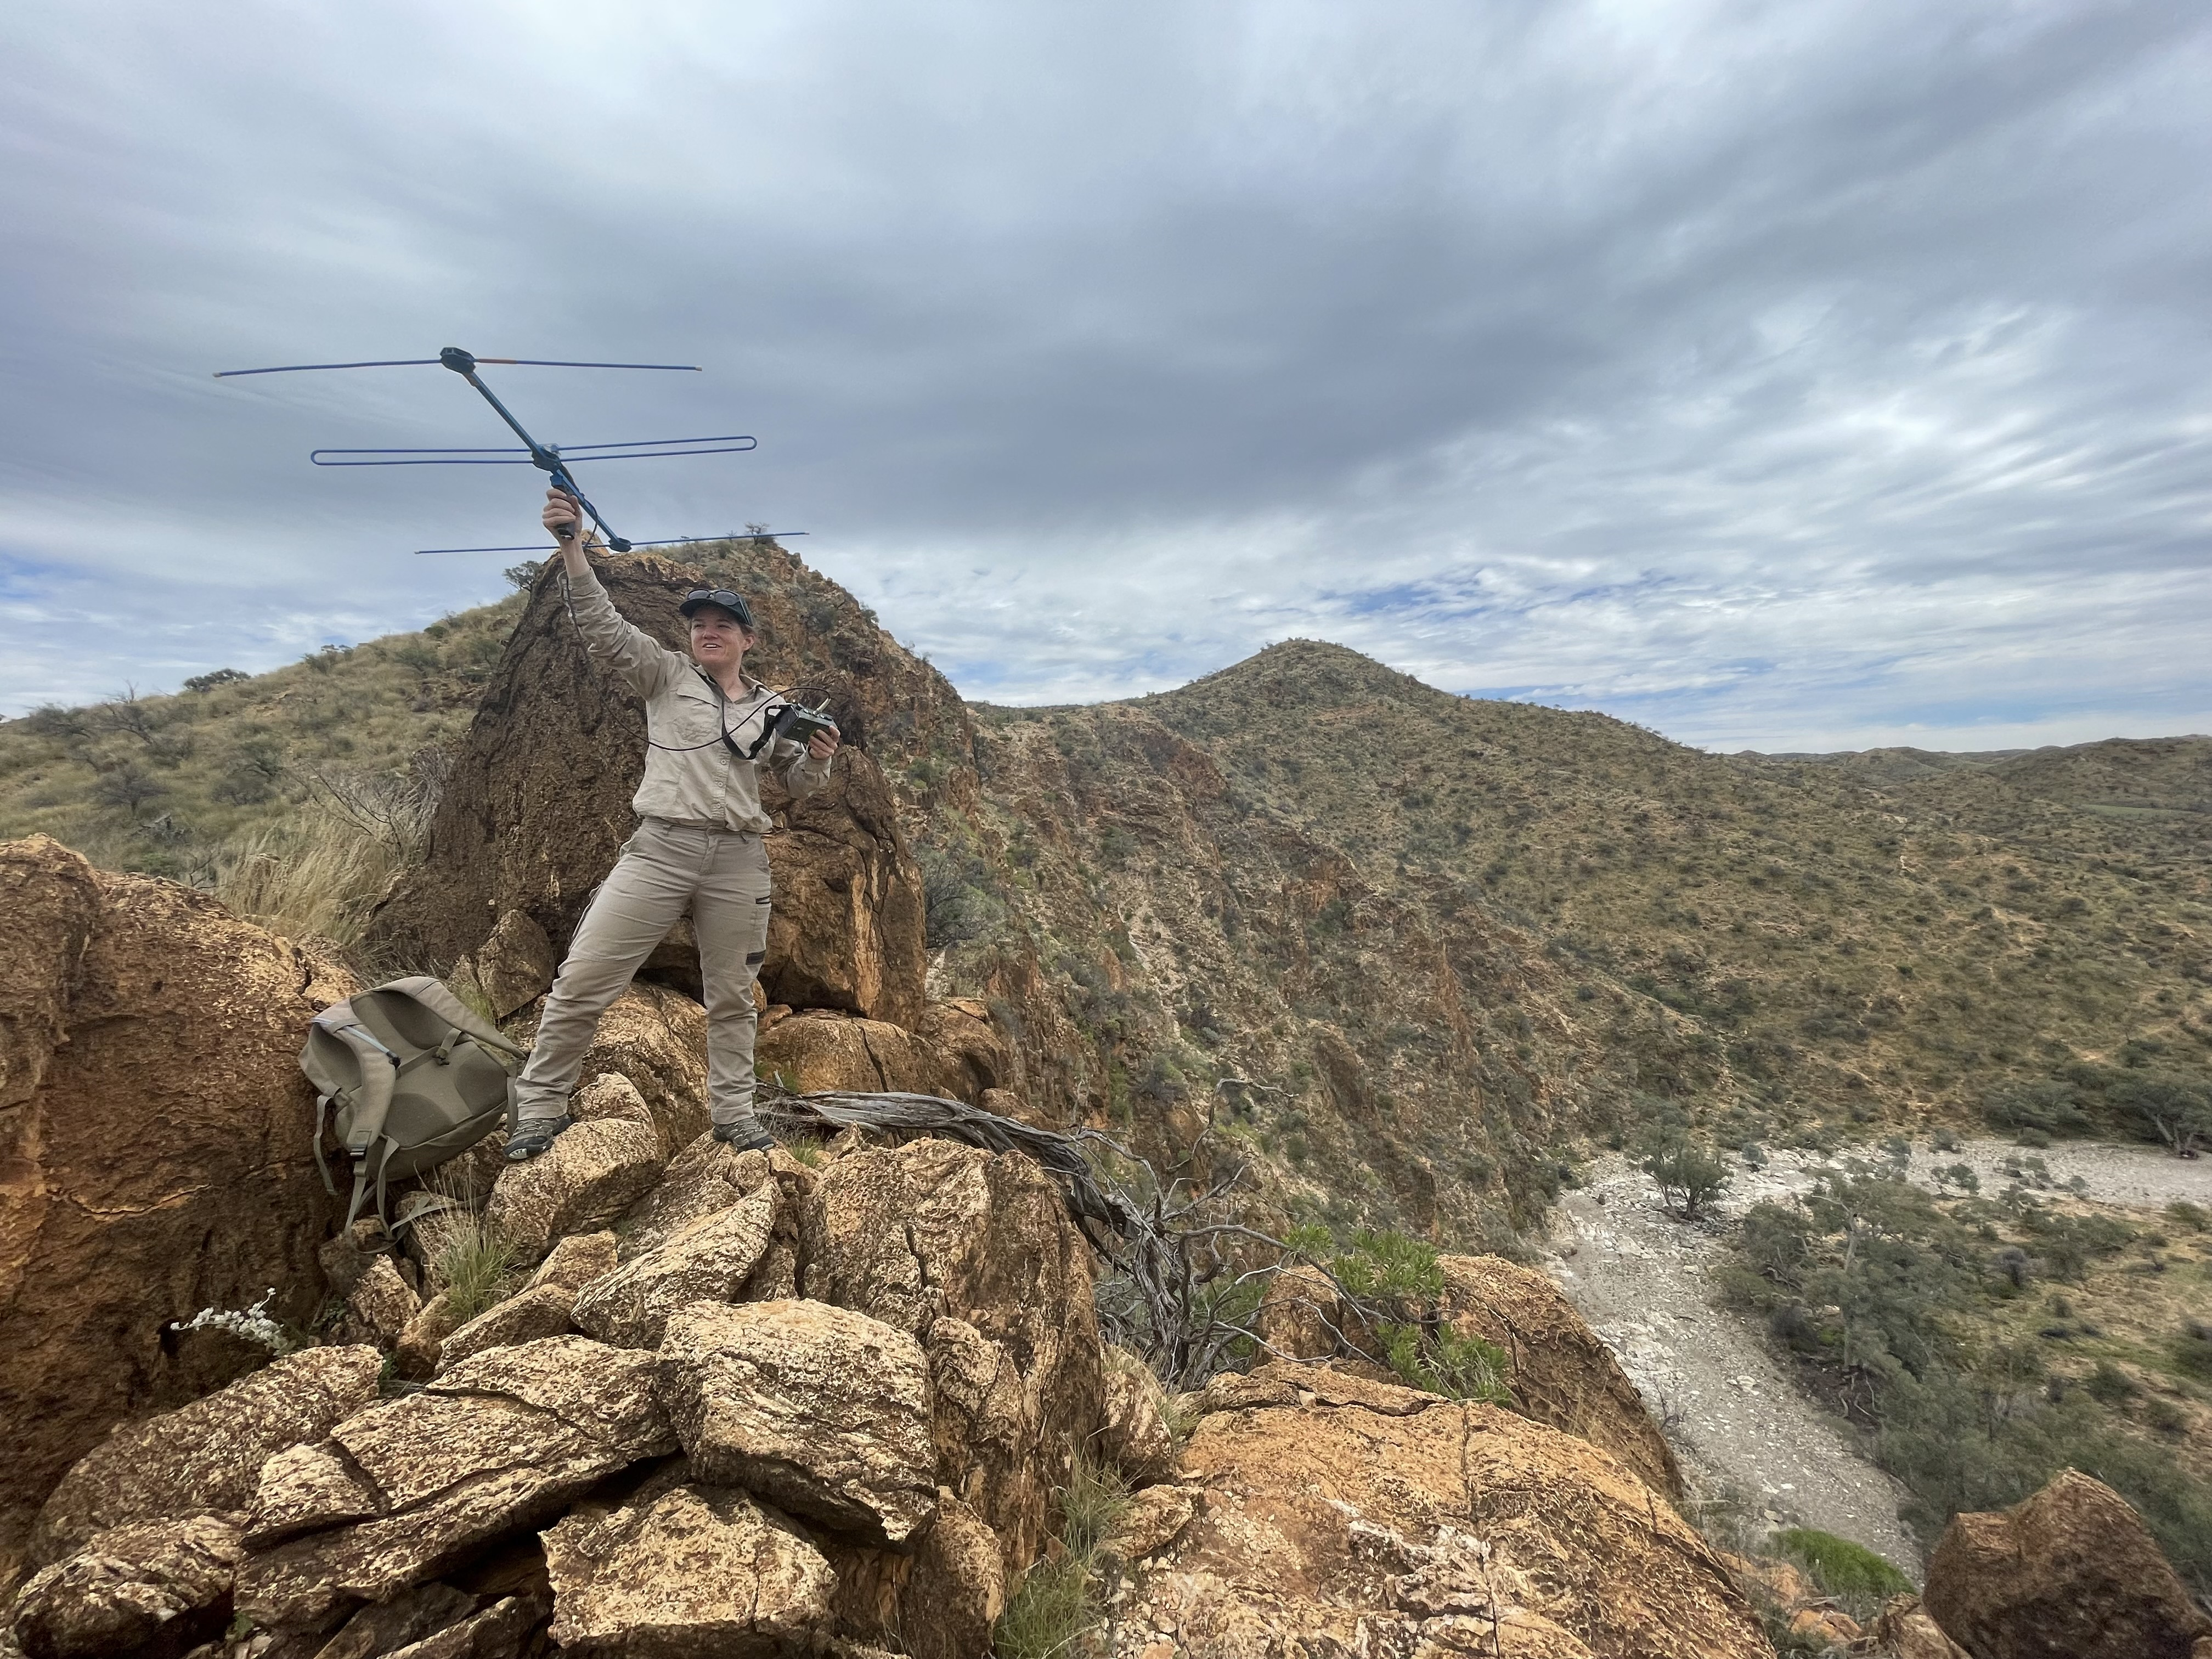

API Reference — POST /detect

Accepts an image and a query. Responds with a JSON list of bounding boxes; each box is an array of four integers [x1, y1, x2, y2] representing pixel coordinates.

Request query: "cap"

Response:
[[680, 588, 755, 628]]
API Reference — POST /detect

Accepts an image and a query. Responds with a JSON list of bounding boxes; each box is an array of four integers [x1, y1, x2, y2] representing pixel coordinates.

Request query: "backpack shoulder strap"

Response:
[[310, 1006, 400, 1155], [377, 974, 527, 1060]]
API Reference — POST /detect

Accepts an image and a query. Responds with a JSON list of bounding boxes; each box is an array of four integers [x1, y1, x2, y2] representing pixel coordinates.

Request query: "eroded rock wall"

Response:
[[0, 836, 356, 1589]]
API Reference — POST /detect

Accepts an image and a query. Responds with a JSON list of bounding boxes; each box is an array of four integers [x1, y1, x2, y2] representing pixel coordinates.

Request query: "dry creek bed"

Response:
[[1539, 1137, 2212, 1573]]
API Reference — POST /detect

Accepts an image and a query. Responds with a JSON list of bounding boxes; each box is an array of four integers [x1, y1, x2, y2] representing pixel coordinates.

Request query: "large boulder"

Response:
[[541, 1473, 836, 1657], [1922, 1468, 2212, 1659], [8, 1514, 244, 1659], [802, 1139, 1107, 1585], [756, 1001, 1014, 1104], [234, 1337, 674, 1635], [1438, 1253, 1686, 1504], [655, 1299, 939, 1548], [0, 837, 357, 1585], [29, 1346, 382, 1568], [365, 548, 941, 1029], [1114, 1359, 1769, 1659]]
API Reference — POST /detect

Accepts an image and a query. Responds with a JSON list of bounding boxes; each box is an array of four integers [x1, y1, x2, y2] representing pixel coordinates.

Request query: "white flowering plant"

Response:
[[168, 1287, 298, 1356]]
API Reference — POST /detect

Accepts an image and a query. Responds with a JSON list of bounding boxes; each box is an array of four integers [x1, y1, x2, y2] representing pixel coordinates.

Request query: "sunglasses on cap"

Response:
[[680, 589, 755, 628]]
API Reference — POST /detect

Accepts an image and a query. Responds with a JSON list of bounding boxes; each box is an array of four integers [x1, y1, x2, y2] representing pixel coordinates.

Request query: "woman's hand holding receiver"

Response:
[[544, 487, 594, 574]]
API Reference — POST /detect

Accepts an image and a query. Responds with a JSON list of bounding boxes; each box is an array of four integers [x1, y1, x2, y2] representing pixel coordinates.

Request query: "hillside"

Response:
[[3, 557, 2208, 1246], [0, 586, 532, 937]]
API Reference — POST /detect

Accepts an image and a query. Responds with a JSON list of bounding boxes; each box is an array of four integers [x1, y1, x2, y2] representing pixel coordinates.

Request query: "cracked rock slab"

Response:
[[434, 1284, 578, 1375], [656, 1300, 938, 1548], [234, 1338, 674, 1634], [30, 1347, 383, 1567], [543, 1477, 834, 1657], [572, 1186, 778, 1350], [8, 1513, 244, 1659]]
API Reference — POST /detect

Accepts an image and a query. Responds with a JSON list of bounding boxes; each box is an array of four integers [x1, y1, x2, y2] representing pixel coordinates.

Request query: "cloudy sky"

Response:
[[3, 1, 2205, 750]]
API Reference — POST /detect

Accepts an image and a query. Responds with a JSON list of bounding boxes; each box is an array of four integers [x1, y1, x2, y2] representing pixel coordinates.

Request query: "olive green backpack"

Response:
[[301, 977, 526, 1227]]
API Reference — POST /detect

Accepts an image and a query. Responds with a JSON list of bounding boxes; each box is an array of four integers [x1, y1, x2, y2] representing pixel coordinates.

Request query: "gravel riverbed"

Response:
[[1539, 1138, 2212, 1574]]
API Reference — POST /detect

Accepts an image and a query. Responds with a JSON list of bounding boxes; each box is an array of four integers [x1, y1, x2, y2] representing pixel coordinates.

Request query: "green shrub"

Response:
[[1638, 1135, 1732, 1220], [1332, 1229, 1446, 1305], [993, 1558, 1092, 1659], [1722, 1163, 2212, 1595], [1380, 1322, 1513, 1404], [1774, 1526, 1912, 1612], [2171, 1319, 2212, 1381], [1982, 1080, 2092, 1139]]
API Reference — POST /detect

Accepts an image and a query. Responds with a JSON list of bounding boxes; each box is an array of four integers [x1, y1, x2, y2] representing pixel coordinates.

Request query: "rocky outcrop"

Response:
[[758, 1010, 946, 1096], [0, 837, 357, 1586], [8, 1514, 244, 1659], [542, 1473, 836, 1657], [29, 1346, 382, 1568], [1438, 1252, 1685, 1504], [366, 548, 944, 1030], [1922, 1468, 2212, 1659], [434, 1284, 577, 1373], [1115, 1359, 1768, 1658], [616, 1137, 799, 1255], [235, 1337, 674, 1633], [528, 1229, 619, 1294], [803, 1138, 1107, 1584], [657, 1300, 939, 1548]]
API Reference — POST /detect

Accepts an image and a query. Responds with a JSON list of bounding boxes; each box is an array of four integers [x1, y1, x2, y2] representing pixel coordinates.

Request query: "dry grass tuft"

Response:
[[208, 810, 398, 945]]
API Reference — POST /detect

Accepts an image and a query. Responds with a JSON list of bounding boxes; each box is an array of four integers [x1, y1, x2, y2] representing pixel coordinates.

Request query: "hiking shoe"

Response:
[[713, 1120, 776, 1153], [505, 1115, 573, 1162]]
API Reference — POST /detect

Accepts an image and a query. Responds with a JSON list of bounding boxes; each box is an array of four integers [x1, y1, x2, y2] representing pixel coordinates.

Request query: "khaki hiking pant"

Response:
[[514, 817, 772, 1131]]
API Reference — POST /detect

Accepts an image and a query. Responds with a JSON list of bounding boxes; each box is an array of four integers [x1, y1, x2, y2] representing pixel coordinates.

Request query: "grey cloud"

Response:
[[1, 0, 2204, 749]]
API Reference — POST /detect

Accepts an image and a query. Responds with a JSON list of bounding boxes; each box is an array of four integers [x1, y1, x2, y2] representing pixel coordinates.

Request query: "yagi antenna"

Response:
[[213, 345, 765, 553], [415, 532, 809, 556]]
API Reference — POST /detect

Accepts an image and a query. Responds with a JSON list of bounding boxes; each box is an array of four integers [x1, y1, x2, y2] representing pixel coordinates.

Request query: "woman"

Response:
[[506, 487, 841, 1159]]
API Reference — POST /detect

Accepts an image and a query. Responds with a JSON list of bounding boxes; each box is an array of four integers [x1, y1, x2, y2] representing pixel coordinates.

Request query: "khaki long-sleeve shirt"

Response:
[[565, 558, 831, 832]]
